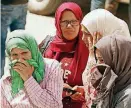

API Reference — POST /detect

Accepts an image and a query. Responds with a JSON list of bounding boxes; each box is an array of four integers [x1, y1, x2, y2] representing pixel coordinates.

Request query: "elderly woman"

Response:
[[0, 30, 63, 108], [40, 2, 89, 108]]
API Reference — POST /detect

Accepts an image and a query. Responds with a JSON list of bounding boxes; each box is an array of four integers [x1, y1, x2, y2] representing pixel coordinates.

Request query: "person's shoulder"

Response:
[[44, 58, 60, 70], [43, 58, 62, 78]]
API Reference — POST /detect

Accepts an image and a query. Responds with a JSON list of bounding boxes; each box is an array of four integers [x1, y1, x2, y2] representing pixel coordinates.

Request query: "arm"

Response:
[[82, 57, 96, 86], [24, 62, 63, 108], [1, 94, 11, 108], [0, 81, 11, 108], [82, 31, 102, 86], [82, 57, 97, 108]]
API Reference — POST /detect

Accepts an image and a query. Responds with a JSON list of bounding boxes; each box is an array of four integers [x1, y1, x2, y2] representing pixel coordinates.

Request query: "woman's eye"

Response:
[[98, 59, 104, 63], [22, 52, 28, 55], [12, 54, 18, 57]]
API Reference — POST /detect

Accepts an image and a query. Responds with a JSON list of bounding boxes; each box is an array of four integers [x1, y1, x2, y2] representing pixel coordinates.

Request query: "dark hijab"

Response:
[[95, 35, 131, 93]]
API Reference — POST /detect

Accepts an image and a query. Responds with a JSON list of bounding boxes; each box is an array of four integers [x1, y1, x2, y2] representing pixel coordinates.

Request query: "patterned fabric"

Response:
[[6, 30, 44, 95], [43, 2, 89, 108], [60, 53, 73, 83], [0, 58, 63, 108], [82, 57, 97, 107], [83, 35, 131, 108]]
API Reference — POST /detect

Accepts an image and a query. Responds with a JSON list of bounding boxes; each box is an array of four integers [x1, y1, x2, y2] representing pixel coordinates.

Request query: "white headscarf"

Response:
[[81, 9, 130, 37]]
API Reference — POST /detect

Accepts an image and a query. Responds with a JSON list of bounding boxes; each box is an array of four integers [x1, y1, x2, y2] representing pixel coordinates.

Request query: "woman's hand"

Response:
[[13, 59, 34, 81], [63, 83, 72, 97], [70, 86, 86, 102], [88, 32, 102, 57], [82, 31, 91, 48]]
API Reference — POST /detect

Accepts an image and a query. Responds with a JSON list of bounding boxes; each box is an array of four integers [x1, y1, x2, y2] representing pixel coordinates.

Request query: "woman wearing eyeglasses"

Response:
[[39, 2, 89, 108]]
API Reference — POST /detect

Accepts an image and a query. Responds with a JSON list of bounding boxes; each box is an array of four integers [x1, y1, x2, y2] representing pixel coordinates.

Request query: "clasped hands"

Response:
[[63, 83, 86, 102]]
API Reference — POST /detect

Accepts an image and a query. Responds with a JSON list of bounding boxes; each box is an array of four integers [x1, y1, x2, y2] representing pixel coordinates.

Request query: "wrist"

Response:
[[23, 74, 31, 81]]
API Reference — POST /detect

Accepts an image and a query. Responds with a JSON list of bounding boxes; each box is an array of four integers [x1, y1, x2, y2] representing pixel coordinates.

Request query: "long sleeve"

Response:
[[82, 56, 96, 86], [24, 60, 63, 108], [82, 56, 97, 107], [0, 80, 11, 108]]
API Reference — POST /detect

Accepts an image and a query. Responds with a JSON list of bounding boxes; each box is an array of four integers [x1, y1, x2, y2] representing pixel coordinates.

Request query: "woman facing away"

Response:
[[81, 9, 131, 108], [84, 35, 131, 108], [81, 9, 130, 42], [81, 8, 131, 88], [0, 30, 63, 108], [40, 2, 89, 108]]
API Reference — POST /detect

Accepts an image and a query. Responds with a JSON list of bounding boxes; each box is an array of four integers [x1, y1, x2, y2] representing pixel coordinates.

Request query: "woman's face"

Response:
[[60, 10, 80, 40], [81, 24, 92, 46], [95, 49, 104, 64], [10, 48, 32, 61]]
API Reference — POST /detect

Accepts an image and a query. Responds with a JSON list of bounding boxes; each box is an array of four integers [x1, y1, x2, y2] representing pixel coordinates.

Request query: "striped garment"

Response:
[[0, 58, 63, 108]]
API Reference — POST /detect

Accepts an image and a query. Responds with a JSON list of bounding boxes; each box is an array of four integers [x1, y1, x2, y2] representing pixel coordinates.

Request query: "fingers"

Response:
[[88, 35, 93, 48], [96, 32, 102, 42], [87, 35, 94, 57], [93, 32, 97, 45], [82, 32, 90, 47], [13, 66, 23, 73], [71, 86, 85, 101], [12, 59, 34, 81], [93, 32, 102, 45], [82, 31, 102, 48], [63, 83, 72, 89], [71, 92, 85, 101], [71, 92, 81, 99], [18, 59, 30, 67], [14, 62, 25, 69], [13, 59, 30, 73], [72, 85, 78, 91]]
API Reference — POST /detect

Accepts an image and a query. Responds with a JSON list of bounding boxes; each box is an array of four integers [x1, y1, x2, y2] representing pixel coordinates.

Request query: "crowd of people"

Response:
[[1, 1, 131, 108]]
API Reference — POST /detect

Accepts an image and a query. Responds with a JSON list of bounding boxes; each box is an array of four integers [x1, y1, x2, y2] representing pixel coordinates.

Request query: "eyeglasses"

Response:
[[60, 20, 79, 27]]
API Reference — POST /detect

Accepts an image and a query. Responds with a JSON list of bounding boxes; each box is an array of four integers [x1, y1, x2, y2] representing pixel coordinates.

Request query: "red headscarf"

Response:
[[44, 2, 89, 85]]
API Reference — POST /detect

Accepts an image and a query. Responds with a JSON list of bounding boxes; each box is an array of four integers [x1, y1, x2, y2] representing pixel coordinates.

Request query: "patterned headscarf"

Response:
[[6, 30, 44, 95]]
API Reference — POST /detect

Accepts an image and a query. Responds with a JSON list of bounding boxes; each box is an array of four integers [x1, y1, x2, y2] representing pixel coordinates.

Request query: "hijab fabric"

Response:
[[86, 36, 131, 108], [81, 9, 130, 37], [44, 2, 89, 84], [6, 30, 44, 95], [95, 35, 131, 93]]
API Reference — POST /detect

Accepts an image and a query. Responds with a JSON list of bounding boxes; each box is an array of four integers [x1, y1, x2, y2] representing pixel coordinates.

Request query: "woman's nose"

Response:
[[66, 23, 72, 28], [17, 55, 25, 60]]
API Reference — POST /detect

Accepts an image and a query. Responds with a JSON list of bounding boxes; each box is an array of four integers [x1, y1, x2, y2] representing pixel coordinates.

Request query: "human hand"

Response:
[[88, 32, 102, 57], [63, 83, 73, 97], [70, 86, 86, 102], [63, 83, 72, 89], [82, 30, 91, 48], [13, 59, 34, 81]]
